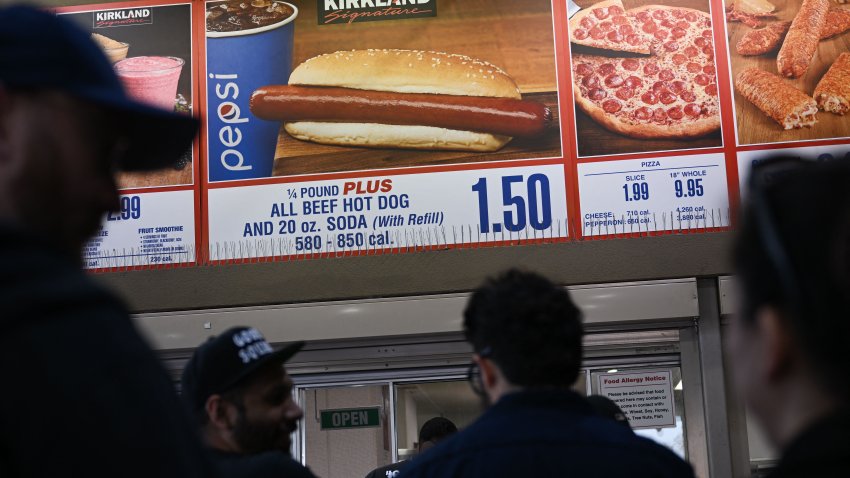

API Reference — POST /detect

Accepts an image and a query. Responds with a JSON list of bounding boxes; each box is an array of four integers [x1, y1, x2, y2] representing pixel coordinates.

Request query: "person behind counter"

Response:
[[181, 326, 317, 478], [730, 156, 850, 477], [587, 394, 633, 431], [400, 269, 695, 478], [365, 417, 458, 478], [0, 5, 214, 477]]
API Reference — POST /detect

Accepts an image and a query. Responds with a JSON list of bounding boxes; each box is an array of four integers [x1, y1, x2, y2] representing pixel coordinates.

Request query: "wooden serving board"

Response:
[[291, 0, 557, 94], [117, 165, 193, 189], [571, 0, 724, 157], [271, 92, 561, 177], [728, 0, 850, 145]]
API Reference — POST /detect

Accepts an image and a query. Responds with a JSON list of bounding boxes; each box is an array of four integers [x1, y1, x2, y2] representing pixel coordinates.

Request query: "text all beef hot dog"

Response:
[[251, 49, 552, 152], [250, 85, 552, 138]]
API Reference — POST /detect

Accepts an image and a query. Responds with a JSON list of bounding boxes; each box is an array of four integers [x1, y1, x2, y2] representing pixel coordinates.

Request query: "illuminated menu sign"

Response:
[[58, 0, 850, 268]]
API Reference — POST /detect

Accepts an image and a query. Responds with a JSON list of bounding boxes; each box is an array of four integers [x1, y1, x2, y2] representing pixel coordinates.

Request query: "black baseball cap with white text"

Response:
[[181, 327, 304, 412]]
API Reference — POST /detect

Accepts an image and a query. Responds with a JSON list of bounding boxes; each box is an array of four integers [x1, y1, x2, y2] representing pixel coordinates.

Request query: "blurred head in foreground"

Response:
[[732, 156, 850, 452]]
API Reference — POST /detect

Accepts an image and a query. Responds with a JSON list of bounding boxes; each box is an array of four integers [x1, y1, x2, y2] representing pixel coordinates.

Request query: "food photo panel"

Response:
[[61, 4, 195, 189], [204, 0, 562, 182], [727, 0, 850, 145], [568, 0, 724, 157]]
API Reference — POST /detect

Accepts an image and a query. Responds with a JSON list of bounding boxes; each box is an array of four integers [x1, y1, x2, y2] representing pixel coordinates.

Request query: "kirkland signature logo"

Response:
[[318, 0, 436, 25], [94, 8, 153, 28]]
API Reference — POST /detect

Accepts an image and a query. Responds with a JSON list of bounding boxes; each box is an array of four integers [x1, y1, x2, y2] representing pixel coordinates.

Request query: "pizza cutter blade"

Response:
[[567, 0, 581, 18]]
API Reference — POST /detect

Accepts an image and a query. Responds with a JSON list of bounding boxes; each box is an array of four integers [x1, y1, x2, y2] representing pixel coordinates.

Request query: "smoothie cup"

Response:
[[205, 1, 298, 182], [115, 56, 184, 111]]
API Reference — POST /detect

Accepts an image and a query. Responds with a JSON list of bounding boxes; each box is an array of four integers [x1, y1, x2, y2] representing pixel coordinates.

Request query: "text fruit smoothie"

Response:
[[115, 56, 184, 110]]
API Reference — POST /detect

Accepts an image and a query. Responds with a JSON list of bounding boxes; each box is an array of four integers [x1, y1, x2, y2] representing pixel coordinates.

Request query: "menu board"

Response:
[[578, 154, 729, 236], [200, 0, 572, 260], [58, 1, 201, 269], [59, 0, 850, 267]]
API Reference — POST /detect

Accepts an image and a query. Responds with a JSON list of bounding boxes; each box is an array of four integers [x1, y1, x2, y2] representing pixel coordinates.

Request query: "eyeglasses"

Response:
[[466, 346, 492, 397]]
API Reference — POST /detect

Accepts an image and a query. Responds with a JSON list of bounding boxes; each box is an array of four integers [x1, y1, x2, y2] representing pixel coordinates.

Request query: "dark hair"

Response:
[[586, 395, 631, 430], [463, 269, 584, 388], [418, 417, 458, 443], [734, 156, 850, 399], [189, 384, 246, 428]]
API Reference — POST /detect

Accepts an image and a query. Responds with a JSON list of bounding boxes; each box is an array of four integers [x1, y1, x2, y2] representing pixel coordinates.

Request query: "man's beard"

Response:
[[231, 409, 292, 455]]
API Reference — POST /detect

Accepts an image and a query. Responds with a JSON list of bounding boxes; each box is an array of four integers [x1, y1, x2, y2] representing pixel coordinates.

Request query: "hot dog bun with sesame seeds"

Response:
[[249, 49, 552, 152]]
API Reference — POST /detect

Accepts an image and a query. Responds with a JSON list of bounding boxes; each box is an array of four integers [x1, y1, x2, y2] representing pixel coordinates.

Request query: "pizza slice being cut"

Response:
[[626, 5, 714, 57], [570, 0, 651, 54]]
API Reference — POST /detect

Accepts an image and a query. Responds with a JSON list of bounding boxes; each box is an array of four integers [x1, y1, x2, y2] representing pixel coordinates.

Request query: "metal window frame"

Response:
[[148, 277, 727, 477], [134, 279, 699, 354], [291, 329, 698, 471]]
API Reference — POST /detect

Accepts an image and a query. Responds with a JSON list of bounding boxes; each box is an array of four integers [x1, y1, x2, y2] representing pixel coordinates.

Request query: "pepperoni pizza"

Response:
[[570, 3, 721, 139], [570, 0, 651, 54]]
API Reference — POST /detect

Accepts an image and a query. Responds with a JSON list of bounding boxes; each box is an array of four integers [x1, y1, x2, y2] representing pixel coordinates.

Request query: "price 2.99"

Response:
[[107, 195, 141, 221]]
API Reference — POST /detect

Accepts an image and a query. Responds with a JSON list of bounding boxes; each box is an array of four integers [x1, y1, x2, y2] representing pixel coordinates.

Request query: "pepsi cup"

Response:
[[205, 1, 297, 181]]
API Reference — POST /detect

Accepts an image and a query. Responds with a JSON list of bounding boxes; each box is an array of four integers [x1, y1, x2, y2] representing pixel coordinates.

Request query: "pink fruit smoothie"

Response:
[[115, 56, 184, 110]]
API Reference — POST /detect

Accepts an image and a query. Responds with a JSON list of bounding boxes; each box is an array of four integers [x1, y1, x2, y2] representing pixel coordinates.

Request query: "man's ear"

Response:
[[756, 306, 796, 383], [205, 395, 237, 430], [475, 355, 500, 390]]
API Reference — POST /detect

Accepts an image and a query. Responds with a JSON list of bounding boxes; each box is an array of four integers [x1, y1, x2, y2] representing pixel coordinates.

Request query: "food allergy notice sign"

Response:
[[598, 370, 675, 429]]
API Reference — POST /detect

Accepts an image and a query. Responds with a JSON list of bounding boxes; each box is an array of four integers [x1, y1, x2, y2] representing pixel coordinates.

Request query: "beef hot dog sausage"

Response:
[[249, 85, 552, 138]]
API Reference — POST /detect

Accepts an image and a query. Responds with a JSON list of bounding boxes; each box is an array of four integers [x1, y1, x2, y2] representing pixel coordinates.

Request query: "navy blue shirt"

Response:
[[768, 411, 850, 478], [400, 389, 694, 478], [210, 450, 317, 478], [0, 225, 217, 477]]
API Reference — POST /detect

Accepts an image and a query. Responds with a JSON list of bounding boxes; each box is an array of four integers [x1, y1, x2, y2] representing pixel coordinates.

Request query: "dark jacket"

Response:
[[365, 461, 404, 478], [768, 411, 850, 478], [399, 389, 694, 478], [210, 450, 317, 478], [0, 225, 216, 477]]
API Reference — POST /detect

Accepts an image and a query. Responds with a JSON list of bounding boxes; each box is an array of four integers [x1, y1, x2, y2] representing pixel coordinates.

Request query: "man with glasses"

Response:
[[730, 157, 850, 477], [0, 6, 215, 477], [401, 269, 694, 477]]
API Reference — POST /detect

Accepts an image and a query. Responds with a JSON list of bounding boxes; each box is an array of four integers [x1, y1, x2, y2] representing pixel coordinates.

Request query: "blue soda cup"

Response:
[[205, 2, 297, 181]]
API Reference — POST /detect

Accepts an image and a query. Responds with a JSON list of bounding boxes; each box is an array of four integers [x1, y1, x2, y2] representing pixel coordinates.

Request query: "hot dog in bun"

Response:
[[249, 49, 551, 152]]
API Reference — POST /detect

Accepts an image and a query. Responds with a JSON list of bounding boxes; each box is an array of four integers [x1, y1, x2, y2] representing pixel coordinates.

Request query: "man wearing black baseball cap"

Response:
[[0, 5, 211, 477], [182, 326, 317, 478]]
